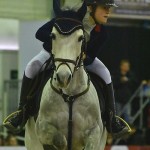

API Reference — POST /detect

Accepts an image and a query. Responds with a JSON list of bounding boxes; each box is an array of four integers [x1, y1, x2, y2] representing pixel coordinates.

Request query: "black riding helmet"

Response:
[[85, 0, 118, 24], [85, 0, 118, 7]]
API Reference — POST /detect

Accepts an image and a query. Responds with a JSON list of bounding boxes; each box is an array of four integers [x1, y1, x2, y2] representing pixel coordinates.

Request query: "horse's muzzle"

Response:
[[56, 71, 72, 88]]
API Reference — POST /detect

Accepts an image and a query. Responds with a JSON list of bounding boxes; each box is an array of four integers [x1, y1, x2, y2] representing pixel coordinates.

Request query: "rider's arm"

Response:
[[86, 25, 108, 62]]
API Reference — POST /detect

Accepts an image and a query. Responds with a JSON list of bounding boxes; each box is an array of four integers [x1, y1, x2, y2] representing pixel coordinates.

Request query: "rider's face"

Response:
[[94, 5, 111, 24]]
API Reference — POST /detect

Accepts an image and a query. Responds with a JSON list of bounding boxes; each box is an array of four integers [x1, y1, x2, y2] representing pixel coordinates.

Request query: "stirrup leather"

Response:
[[115, 115, 132, 133], [3, 110, 25, 133]]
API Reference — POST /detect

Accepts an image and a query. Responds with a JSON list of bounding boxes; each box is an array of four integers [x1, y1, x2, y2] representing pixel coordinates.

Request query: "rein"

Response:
[[50, 72, 90, 150]]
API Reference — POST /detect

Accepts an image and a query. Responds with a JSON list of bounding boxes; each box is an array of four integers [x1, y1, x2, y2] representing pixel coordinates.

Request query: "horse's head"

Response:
[[51, 0, 87, 88]]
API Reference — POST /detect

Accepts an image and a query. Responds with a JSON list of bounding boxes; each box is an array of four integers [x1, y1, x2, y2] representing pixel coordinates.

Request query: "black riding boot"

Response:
[[3, 74, 35, 133], [105, 83, 130, 138]]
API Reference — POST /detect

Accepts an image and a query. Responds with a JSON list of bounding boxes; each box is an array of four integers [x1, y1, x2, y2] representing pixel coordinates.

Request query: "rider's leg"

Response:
[[3, 50, 50, 131], [86, 57, 131, 138]]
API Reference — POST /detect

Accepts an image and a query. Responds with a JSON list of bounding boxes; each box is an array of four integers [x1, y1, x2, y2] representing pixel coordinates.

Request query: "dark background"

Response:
[[98, 21, 150, 82]]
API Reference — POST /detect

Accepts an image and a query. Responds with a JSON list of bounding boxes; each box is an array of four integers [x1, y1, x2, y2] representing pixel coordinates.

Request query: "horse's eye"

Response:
[[50, 33, 56, 40], [78, 35, 85, 42]]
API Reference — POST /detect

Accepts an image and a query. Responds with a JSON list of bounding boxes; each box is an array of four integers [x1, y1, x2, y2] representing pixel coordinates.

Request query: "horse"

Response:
[[25, 1, 107, 150]]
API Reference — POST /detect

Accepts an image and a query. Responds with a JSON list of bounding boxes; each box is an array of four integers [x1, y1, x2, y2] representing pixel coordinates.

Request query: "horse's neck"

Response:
[[62, 66, 88, 95]]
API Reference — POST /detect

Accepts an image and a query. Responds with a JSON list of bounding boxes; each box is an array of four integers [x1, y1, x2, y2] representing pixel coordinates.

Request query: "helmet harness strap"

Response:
[[89, 4, 99, 25]]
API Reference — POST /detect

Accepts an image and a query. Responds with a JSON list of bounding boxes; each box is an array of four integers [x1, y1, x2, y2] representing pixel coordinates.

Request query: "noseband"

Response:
[[54, 53, 84, 76]]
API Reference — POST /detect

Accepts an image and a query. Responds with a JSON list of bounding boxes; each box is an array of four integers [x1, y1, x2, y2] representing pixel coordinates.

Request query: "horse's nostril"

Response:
[[67, 74, 72, 83], [56, 73, 61, 83], [56, 72, 72, 87]]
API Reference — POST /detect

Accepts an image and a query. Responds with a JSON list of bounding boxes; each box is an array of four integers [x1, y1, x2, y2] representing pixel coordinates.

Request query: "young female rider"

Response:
[[3, 0, 130, 138]]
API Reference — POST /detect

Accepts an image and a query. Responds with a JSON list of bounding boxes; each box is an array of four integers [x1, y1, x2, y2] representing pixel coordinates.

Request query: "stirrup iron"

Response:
[[3, 110, 25, 133], [115, 115, 132, 133]]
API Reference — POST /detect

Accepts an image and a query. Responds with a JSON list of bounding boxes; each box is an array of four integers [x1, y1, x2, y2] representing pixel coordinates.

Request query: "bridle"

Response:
[[52, 17, 86, 78], [49, 17, 90, 150], [54, 53, 84, 77]]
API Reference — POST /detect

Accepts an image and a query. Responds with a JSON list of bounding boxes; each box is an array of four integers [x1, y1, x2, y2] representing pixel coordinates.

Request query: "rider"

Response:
[[3, 0, 131, 138]]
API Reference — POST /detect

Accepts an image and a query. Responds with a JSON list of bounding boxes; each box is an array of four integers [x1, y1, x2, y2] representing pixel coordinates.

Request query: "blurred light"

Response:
[[0, 45, 19, 50], [0, 18, 19, 51]]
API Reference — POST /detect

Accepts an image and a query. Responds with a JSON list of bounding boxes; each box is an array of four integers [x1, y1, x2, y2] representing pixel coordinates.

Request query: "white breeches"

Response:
[[25, 49, 50, 78], [85, 57, 112, 84], [25, 51, 111, 84]]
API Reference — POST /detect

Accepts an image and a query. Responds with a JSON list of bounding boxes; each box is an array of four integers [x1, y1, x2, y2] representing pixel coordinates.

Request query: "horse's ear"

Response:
[[53, 0, 62, 17], [77, 1, 87, 21]]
